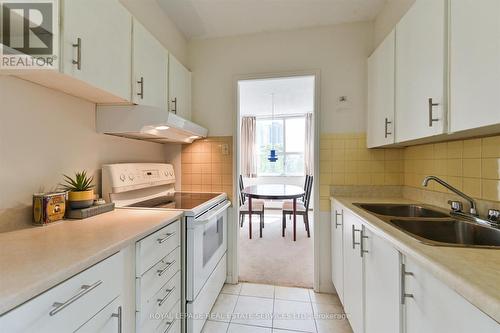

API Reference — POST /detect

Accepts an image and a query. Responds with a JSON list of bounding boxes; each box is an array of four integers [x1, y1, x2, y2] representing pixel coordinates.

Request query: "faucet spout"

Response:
[[422, 176, 478, 216]]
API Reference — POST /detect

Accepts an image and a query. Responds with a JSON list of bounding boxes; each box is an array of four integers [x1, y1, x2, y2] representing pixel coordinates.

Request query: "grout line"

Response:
[[271, 285, 276, 329]]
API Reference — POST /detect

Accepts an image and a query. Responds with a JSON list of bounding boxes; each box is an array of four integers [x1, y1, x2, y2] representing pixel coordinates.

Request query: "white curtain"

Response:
[[241, 116, 257, 178], [304, 113, 314, 175]]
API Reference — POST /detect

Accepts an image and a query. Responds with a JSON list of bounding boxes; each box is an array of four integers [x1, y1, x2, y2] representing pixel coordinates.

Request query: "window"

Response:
[[256, 116, 305, 176]]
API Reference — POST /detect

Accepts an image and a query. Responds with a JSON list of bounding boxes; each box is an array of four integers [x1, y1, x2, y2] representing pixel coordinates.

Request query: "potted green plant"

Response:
[[60, 171, 95, 209]]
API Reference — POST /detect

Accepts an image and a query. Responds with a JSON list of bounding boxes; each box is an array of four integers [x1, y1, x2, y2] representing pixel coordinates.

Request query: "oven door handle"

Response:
[[196, 201, 231, 223]]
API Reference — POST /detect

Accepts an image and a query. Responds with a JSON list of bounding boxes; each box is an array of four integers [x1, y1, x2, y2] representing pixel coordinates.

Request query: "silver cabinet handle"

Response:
[[384, 117, 392, 138], [352, 224, 361, 249], [72, 37, 81, 70], [111, 306, 122, 333], [360, 228, 369, 257], [400, 263, 414, 305], [49, 280, 102, 316], [163, 320, 174, 333], [157, 287, 176, 307], [137, 77, 144, 99], [157, 232, 175, 244], [428, 98, 439, 127], [334, 210, 343, 228], [171, 97, 177, 114], [157, 260, 176, 276]]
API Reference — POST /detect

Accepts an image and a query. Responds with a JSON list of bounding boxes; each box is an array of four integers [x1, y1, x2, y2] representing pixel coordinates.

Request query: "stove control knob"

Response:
[[119, 174, 126, 182], [169, 171, 173, 176], [164, 171, 168, 177], [128, 174, 135, 180]]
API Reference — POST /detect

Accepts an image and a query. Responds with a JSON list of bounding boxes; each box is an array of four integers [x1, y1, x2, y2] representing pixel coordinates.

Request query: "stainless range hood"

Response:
[[96, 105, 207, 143]]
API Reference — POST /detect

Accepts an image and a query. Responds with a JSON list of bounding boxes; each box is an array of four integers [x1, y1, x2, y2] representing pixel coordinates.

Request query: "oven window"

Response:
[[203, 215, 224, 266]]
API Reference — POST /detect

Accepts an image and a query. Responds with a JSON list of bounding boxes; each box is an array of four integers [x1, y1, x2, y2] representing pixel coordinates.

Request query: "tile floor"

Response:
[[201, 283, 353, 333]]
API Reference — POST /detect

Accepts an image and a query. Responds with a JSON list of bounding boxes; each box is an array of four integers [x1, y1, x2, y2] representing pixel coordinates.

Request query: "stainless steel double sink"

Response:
[[353, 203, 500, 249]]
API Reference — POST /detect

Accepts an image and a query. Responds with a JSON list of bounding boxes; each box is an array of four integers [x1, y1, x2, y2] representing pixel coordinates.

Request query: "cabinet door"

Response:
[[132, 18, 168, 109], [342, 211, 364, 333], [330, 201, 344, 303], [62, 0, 131, 101], [75, 297, 122, 333], [403, 256, 499, 333], [367, 30, 395, 148], [169, 55, 192, 119], [395, 0, 446, 142], [449, 0, 500, 132], [363, 226, 401, 333]]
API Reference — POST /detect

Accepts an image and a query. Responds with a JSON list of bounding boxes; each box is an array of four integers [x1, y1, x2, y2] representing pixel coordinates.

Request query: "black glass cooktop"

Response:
[[126, 192, 220, 210]]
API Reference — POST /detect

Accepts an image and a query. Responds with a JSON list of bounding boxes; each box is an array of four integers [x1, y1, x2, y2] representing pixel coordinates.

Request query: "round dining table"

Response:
[[242, 184, 305, 241]]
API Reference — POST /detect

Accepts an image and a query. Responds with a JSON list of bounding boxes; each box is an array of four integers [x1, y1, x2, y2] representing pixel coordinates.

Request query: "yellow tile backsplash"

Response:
[[181, 136, 233, 198], [319, 133, 404, 211], [320, 133, 500, 211], [403, 134, 500, 202]]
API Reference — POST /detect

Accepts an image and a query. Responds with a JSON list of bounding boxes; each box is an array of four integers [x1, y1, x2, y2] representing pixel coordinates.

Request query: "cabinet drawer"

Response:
[[0, 252, 123, 333], [137, 246, 180, 308], [155, 300, 182, 333], [138, 270, 181, 328], [74, 297, 122, 332], [136, 220, 180, 275]]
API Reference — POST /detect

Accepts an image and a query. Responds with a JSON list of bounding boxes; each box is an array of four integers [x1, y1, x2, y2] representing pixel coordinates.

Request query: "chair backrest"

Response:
[[239, 175, 246, 205], [303, 175, 313, 210], [302, 175, 311, 202]]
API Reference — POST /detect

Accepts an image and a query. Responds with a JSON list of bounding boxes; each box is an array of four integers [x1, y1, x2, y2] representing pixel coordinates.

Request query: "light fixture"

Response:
[[268, 93, 278, 162], [155, 125, 169, 130]]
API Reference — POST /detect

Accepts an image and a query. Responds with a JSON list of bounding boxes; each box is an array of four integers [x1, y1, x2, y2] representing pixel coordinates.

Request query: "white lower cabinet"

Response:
[[330, 199, 499, 333], [330, 202, 344, 303], [403, 256, 498, 333], [75, 297, 122, 333], [363, 226, 400, 333], [0, 252, 124, 333], [342, 209, 364, 333]]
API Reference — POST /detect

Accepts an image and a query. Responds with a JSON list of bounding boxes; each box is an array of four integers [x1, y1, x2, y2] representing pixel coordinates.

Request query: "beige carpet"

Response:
[[238, 209, 314, 288]]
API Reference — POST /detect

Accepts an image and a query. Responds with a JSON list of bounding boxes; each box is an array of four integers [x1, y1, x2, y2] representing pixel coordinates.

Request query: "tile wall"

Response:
[[181, 136, 233, 199], [404, 135, 500, 202], [319, 133, 405, 211]]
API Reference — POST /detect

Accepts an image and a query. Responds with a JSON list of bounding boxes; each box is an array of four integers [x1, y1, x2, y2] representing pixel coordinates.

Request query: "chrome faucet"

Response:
[[422, 176, 478, 216]]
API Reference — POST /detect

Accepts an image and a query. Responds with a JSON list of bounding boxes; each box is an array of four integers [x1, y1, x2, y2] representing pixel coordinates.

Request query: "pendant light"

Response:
[[268, 93, 278, 162]]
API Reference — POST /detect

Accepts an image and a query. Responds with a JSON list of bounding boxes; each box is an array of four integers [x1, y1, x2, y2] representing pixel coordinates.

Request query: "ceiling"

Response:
[[239, 76, 315, 116], [158, 0, 386, 40]]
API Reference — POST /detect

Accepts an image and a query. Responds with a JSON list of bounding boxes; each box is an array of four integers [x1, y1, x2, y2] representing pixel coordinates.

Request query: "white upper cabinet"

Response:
[[395, 0, 447, 143], [363, 226, 401, 333], [132, 18, 168, 109], [62, 0, 131, 102], [449, 0, 500, 133], [330, 201, 344, 303], [169, 55, 192, 120], [367, 30, 396, 148]]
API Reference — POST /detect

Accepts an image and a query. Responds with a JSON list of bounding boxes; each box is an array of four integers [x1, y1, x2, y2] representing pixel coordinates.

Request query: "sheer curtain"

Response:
[[241, 116, 257, 178], [304, 113, 314, 175]]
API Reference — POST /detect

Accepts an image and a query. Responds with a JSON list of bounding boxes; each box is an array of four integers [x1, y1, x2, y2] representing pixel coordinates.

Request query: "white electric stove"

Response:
[[102, 163, 230, 333]]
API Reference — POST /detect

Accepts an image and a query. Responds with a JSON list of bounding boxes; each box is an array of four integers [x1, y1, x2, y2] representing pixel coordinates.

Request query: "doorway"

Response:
[[234, 73, 318, 289]]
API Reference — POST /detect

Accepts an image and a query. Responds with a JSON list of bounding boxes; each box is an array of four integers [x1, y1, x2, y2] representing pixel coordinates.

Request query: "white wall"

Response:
[[188, 21, 374, 136], [0, 77, 167, 232], [120, 0, 189, 65], [372, 0, 415, 49]]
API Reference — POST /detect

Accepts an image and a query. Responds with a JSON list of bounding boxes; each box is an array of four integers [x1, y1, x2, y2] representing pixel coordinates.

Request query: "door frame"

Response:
[[231, 70, 321, 291]]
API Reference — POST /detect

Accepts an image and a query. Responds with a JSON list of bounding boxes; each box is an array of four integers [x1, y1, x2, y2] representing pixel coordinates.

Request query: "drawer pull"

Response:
[[163, 320, 174, 333], [334, 210, 343, 228], [157, 232, 175, 244], [157, 287, 176, 307], [49, 280, 103, 316], [111, 306, 122, 333], [157, 260, 176, 277]]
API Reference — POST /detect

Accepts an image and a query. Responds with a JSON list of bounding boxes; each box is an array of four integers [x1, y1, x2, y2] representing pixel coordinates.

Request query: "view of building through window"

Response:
[[256, 116, 305, 176]]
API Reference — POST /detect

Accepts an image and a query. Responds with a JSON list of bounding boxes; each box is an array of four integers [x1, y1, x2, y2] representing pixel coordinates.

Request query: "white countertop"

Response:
[[332, 196, 500, 323], [0, 208, 183, 315]]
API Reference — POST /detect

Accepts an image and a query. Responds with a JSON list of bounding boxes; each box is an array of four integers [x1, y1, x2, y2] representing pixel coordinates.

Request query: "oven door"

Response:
[[186, 200, 230, 301]]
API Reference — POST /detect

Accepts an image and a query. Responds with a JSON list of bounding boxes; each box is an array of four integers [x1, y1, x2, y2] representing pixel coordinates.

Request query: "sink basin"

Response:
[[389, 219, 500, 248], [355, 203, 449, 218]]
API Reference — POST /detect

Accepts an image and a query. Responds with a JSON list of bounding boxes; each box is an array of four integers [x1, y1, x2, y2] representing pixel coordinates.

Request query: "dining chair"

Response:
[[281, 175, 313, 238], [287, 175, 310, 221], [239, 175, 265, 236]]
